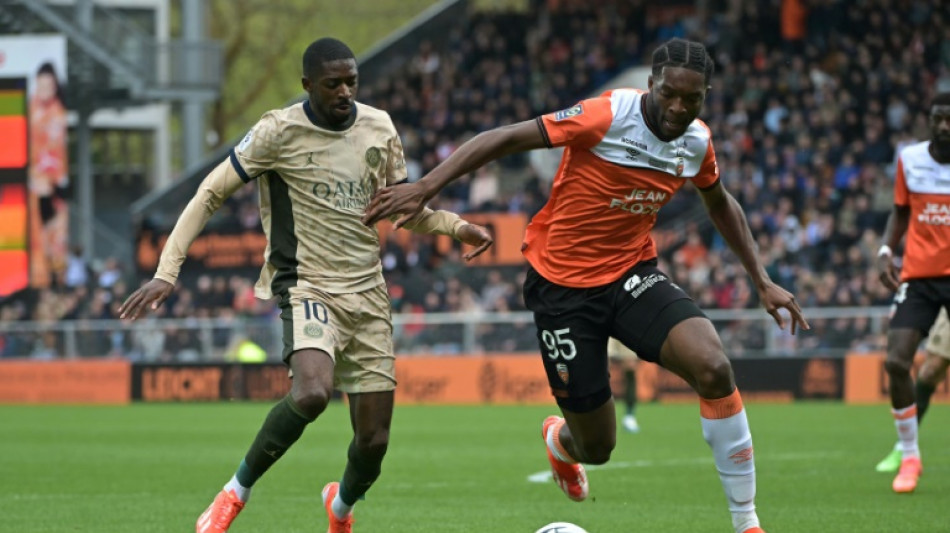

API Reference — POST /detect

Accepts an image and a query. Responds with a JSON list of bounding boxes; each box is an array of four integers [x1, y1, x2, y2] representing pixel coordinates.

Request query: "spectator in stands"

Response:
[[6, 0, 949, 363]]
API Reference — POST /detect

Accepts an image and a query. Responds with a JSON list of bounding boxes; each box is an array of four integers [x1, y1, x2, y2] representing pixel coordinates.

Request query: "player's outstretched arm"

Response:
[[119, 278, 174, 320], [698, 181, 810, 334], [397, 207, 495, 262], [877, 205, 909, 292], [362, 120, 547, 228], [120, 160, 245, 320]]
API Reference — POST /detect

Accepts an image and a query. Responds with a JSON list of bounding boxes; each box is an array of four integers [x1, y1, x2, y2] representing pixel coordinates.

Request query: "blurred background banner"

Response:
[[0, 358, 128, 404], [135, 212, 529, 280], [0, 35, 68, 296], [4, 352, 945, 405], [1, 0, 948, 398]]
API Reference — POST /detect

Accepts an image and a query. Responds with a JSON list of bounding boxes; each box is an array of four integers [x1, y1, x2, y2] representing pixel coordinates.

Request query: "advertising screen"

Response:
[[0, 78, 29, 296]]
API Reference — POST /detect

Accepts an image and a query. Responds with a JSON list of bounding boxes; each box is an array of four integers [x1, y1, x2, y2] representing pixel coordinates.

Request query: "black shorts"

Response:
[[889, 276, 950, 335], [523, 260, 706, 406]]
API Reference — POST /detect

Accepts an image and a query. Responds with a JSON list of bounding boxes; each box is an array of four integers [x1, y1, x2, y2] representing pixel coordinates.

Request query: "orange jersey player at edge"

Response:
[[876, 92, 950, 494], [363, 38, 808, 533]]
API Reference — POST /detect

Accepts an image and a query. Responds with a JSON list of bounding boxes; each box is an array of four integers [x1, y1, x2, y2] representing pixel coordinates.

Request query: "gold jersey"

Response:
[[154, 100, 464, 298]]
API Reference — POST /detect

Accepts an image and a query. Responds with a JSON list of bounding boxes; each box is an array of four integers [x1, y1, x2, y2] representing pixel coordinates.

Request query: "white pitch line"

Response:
[[527, 451, 843, 483]]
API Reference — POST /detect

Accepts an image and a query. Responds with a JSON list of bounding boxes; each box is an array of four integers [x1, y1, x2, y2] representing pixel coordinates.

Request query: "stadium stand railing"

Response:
[[0, 306, 891, 361]]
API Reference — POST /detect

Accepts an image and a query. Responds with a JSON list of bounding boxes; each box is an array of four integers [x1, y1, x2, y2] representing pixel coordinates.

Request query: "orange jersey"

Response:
[[525, 89, 719, 288], [894, 141, 950, 280]]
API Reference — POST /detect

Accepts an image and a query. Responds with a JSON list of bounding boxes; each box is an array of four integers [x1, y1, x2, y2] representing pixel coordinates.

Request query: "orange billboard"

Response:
[[844, 351, 950, 404], [378, 212, 528, 266], [395, 354, 550, 404], [0, 359, 131, 404]]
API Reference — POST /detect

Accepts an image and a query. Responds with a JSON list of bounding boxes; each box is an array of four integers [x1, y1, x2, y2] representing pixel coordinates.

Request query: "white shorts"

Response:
[[607, 337, 640, 361], [925, 307, 950, 360]]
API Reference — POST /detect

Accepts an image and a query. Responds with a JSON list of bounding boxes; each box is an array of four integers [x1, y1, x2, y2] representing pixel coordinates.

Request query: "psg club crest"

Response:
[[556, 363, 570, 385], [365, 146, 382, 168]]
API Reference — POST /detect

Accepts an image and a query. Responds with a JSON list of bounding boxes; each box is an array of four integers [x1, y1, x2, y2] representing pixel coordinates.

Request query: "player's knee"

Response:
[[918, 357, 948, 384], [291, 386, 332, 419], [884, 356, 913, 377], [356, 429, 390, 457], [352, 429, 390, 464], [692, 355, 734, 398]]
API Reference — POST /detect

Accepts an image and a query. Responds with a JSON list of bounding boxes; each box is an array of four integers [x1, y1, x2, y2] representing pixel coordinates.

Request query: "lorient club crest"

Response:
[[556, 363, 570, 385]]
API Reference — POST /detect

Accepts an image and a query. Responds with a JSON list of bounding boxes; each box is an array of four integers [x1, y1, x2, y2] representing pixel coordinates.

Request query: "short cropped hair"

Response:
[[651, 38, 714, 84], [302, 38, 355, 79], [932, 92, 950, 108]]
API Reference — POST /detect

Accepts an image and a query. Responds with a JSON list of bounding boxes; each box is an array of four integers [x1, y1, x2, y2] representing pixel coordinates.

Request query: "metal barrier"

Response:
[[0, 306, 892, 361]]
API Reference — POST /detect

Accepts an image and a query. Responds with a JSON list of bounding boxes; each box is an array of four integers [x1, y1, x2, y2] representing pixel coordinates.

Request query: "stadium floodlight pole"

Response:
[[76, 0, 95, 261], [181, 0, 206, 170]]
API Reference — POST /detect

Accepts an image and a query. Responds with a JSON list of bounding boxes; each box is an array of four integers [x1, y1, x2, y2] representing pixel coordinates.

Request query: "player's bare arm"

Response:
[[362, 120, 547, 228], [877, 205, 910, 292], [698, 180, 809, 334], [119, 159, 245, 320]]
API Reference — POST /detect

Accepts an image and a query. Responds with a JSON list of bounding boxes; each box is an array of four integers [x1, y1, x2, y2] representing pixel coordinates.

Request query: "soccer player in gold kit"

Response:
[[120, 38, 493, 533]]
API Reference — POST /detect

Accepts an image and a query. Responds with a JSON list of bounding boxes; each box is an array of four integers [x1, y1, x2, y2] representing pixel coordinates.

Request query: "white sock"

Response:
[[545, 419, 577, 464], [224, 475, 251, 502], [700, 391, 758, 533], [893, 404, 920, 458], [331, 492, 353, 519]]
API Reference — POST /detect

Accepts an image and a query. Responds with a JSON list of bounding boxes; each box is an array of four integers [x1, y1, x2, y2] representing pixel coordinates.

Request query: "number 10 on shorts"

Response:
[[542, 328, 577, 360], [303, 299, 329, 323]]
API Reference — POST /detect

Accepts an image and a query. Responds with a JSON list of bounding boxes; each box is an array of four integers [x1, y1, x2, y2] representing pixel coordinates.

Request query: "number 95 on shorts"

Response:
[[534, 317, 611, 401]]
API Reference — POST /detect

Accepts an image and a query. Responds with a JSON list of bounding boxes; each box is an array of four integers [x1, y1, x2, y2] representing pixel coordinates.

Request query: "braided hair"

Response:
[[651, 38, 714, 84]]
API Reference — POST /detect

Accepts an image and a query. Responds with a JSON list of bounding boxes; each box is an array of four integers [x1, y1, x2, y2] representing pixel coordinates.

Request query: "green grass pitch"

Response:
[[1, 401, 947, 532]]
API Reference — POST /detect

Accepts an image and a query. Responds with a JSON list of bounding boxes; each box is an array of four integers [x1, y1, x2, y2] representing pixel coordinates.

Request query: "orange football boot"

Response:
[[542, 416, 589, 502], [322, 482, 354, 533], [892, 456, 922, 493], [196, 489, 245, 533]]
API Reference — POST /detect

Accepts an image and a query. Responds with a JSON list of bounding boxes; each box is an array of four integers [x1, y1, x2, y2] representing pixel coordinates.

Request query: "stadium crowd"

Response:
[[2, 0, 949, 360]]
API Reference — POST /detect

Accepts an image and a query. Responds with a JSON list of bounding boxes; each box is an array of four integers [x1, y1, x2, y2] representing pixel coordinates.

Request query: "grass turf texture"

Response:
[[1, 402, 946, 532]]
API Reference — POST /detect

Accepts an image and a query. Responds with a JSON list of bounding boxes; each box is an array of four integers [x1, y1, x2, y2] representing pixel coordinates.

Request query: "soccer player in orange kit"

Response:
[[363, 38, 809, 533]]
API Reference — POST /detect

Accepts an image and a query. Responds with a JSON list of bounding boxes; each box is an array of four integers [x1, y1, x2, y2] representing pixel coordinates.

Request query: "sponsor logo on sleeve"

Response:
[[553, 104, 583, 121], [237, 129, 254, 153]]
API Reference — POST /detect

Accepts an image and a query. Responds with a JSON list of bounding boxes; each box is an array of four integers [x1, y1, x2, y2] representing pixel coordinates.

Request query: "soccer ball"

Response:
[[535, 523, 589, 533]]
